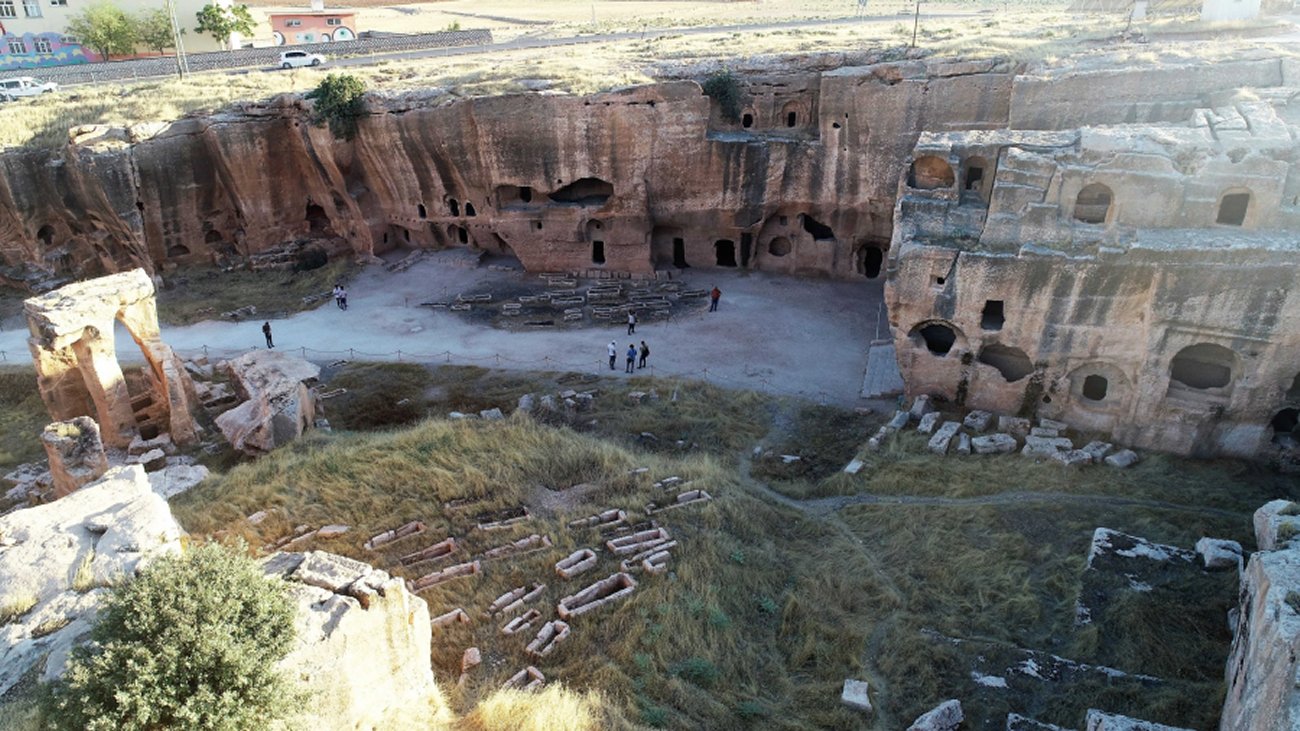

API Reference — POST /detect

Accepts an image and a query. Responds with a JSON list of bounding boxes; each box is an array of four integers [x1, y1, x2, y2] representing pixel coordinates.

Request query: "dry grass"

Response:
[[0, 368, 48, 479], [458, 686, 615, 731], [155, 259, 356, 326]]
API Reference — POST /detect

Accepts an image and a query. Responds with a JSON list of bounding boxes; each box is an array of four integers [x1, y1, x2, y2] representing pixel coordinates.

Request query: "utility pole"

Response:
[[911, 0, 921, 48], [166, 0, 189, 79]]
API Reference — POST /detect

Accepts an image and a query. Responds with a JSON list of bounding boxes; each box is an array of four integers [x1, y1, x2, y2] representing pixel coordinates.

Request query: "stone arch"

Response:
[[768, 236, 791, 257], [907, 320, 964, 357], [908, 155, 955, 190], [1073, 183, 1112, 224], [780, 100, 801, 128], [584, 219, 605, 241], [1216, 188, 1251, 227], [978, 343, 1034, 382]]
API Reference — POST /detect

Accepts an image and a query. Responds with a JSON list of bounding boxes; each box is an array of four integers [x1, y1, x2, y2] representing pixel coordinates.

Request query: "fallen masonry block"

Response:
[[1052, 449, 1092, 467], [621, 541, 678, 572], [365, 520, 426, 550], [526, 620, 571, 658], [963, 410, 994, 432], [972, 433, 1018, 455], [556, 549, 599, 579], [1105, 449, 1139, 468], [841, 678, 873, 714], [867, 426, 891, 451], [501, 609, 541, 635], [606, 527, 672, 555], [449, 303, 471, 312], [399, 537, 458, 567], [1084, 709, 1193, 731], [653, 476, 683, 490], [1022, 435, 1074, 458], [482, 533, 552, 560], [646, 489, 713, 514], [457, 293, 492, 302], [1080, 441, 1114, 462], [928, 421, 962, 455], [887, 410, 910, 431], [955, 433, 971, 455], [431, 608, 470, 628], [908, 699, 963, 731], [568, 509, 627, 530], [997, 415, 1031, 438], [557, 572, 638, 619], [1194, 537, 1242, 570], [502, 666, 545, 692], [1039, 418, 1069, 432], [488, 583, 547, 616], [461, 647, 481, 674], [680, 289, 709, 298], [563, 312, 584, 322], [1030, 427, 1060, 438], [628, 466, 650, 475], [266, 524, 316, 551], [317, 524, 350, 539], [641, 550, 671, 575], [844, 459, 865, 475], [909, 395, 935, 419], [443, 497, 475, 512], [475, 506, 531, 531], [409, 560, 481, 592]]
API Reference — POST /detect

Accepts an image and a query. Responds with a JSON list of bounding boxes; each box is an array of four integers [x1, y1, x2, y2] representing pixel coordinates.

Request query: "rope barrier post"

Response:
[[349, 348, 355, 359], [397, 350, 402, 362]]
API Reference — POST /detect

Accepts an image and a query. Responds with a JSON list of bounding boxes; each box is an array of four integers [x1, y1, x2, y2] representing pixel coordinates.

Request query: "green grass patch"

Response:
[[0, 368, 48, 478], [155, 259, 355, 326]]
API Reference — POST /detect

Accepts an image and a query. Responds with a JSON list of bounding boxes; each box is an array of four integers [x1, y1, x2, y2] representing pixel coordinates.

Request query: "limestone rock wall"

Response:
[[0, 465, 184, 697], [0, 54, 1287, 287], [1220, 503, 1300, 731], [262, 550, 451, 731], [884, 84, 1300, 458]]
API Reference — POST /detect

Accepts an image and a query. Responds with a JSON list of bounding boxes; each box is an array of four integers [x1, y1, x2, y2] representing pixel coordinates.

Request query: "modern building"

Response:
[[267, 0, 355, 45], [0, 0, 233, 71]]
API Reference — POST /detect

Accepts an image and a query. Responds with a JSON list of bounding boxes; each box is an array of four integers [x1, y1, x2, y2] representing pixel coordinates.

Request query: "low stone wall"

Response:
[[28, 29, 493, 85]]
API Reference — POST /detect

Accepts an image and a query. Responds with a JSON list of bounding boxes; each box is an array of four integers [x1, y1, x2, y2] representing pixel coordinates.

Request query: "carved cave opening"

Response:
[[673, 238, 687, 268], [961, 156, 991, 204], [592, 241, 605, 264], [910, 322, 957, 356], [715, 239, 736, 267], [1273, 408, 1298, 438], [418, 203, 427, 219], [1216, 191, 1250, 226], [497, 185, 536, 208], [742, 112, 754, 128], [1082, 374, 1109, 401], [908, 155, 955, 190], [1170, 343, 1236, 390], [981, 300, 1005, 331], [863, 247, 884, 279], [1073, 183, 1112, 224], [36, 224, 54, 249], [167, 244, 191, 258], [305, 203, 330, 233], [549, 178, 613, 207], [465, 202, 477, 217], [801, 215, 835, 241], [449, 199, 461, 217], [978, 343, 1034, 382], [769, 236, 791, 257]]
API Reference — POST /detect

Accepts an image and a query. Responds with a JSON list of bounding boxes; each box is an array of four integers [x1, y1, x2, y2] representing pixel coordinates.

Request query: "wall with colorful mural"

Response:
[[0, 30, 99, 70]]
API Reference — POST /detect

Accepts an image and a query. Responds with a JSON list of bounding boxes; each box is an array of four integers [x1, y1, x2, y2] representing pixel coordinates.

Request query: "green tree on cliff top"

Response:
[[306, 73, 367, 140], [41, 542, 297, 731]]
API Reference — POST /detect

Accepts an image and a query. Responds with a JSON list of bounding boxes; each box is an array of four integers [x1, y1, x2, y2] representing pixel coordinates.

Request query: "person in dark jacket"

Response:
[[262, 321, 274, 349], [625, 343, 636, 373], [638, 341, 649, 369]]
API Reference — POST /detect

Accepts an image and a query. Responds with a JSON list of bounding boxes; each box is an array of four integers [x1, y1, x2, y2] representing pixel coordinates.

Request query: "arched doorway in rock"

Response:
[[907, 321, 962, 357], [907, 156, 955, 190], [715, 240, 736, 267], [1272, 408, 1299, 445], [1073, 183, 1112, 224], [1169, 343, 1236, 392]]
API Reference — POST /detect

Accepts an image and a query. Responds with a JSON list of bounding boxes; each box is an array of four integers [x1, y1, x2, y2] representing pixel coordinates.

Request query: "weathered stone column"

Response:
[[40, 416, 109, 498], [69, 329, 137, 448]]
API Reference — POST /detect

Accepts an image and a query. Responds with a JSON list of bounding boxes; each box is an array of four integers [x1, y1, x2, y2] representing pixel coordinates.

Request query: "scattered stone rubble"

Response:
[[215, 350, 322, 456], [908, 699, 964, 731]]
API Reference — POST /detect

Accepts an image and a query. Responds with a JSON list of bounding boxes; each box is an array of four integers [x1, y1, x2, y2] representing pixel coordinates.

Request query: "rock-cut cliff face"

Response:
[[0, 56, 1023, 288]]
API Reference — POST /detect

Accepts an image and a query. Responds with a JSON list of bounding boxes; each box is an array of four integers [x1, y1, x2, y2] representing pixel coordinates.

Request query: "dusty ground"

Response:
[[0, 251, 887, 406]]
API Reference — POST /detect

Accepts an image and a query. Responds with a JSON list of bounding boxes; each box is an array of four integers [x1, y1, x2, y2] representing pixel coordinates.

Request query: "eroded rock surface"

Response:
[[40, 416, 108, 498], [0, 465, 183, 696], [215, 350, 320, 455], [262, 550, 451, 730]]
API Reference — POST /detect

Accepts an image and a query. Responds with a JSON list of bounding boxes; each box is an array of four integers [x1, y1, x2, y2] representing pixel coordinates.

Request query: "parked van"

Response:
[[0, 77, 58, 101]]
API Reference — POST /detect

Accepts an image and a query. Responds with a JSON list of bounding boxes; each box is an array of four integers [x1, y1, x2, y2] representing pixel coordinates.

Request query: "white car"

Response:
[[0, 77, 57, 101], [280, 50, 326, 69]]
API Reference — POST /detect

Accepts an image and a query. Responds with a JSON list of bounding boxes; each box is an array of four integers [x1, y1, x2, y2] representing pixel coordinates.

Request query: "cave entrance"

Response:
[[909, 322, 958, 356], [978, 343, 1034, 382], [1082, 374, 1109, 402], [549, 178, 613, 207], [740, 234, 752, 267], [863, 247, 884, 279], [1273, 408, 1299, 438], [417, 203, 427, 219], [1073, 184, 1112, 224], [673, 238, 687, 268], [1169, 343, 1235, 391], [981, 300, 1005, 331], [449, 199, 460, 216], [715, 240, 736, 267], [306, 203, 330, 233], [801, 215, 835, 241], [592, 241, 605, 265], [1217, 191, 1250, 227]]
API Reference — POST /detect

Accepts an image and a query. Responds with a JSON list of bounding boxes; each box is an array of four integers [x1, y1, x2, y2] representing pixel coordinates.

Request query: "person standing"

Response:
[[338, 285, 349, 311], [625, 343, 636, 374], [709, 286, 721, 312], [608, 340, 617, 370], [627, 311, 637, 335], [638, 340, 649, 369], [262, 321, 274, 349], [333, 284, 344, 310]]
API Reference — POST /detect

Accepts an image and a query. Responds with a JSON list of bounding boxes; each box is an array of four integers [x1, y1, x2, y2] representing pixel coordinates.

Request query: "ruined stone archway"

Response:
[[25, 269, 197, 449], [1169, 343, 1236, 391], [1073, 183, 1112, 224], [978, 343, 1034, 382], [907, 320, 964, 357]]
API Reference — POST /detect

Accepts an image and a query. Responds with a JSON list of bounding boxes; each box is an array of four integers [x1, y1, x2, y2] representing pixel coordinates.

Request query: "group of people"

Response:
[[333, 283, 349, 310], [609, 340, 650, 373]]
